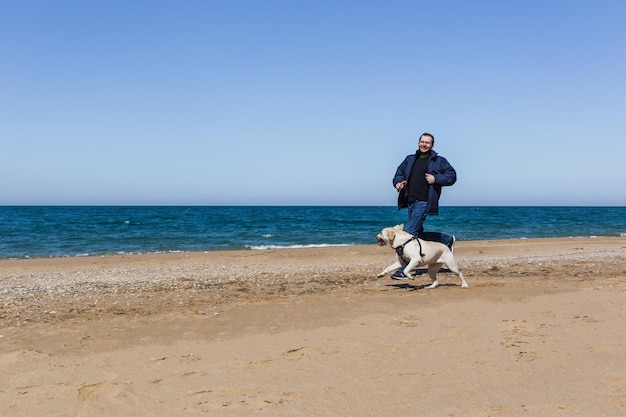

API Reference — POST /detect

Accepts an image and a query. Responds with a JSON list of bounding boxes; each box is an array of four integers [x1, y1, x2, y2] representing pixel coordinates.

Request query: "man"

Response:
[[393, 132, 456, 262]]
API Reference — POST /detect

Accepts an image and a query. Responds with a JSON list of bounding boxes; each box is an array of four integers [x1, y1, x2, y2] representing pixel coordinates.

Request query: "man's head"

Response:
[[418, 132, 435, 153]]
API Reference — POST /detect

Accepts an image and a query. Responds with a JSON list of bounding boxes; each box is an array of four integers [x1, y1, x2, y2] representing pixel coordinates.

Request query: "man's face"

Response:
[[418, 136, 433, 153]]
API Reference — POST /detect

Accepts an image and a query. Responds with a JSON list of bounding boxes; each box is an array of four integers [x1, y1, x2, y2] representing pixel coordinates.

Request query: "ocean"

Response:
[[0, 206, 624, 259]]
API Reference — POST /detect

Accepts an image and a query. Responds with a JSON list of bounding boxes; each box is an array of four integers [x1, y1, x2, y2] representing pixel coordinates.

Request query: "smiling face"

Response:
[[418, 134, 434, 153]]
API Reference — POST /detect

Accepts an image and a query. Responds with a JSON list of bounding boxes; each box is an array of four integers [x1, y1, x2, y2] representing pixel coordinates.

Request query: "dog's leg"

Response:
[[400, 258, 422, 279], [440, 253, 469, 288], [426, 263, 442, 288], [456, 271, 469, 288], [378, 258, 403, 277]]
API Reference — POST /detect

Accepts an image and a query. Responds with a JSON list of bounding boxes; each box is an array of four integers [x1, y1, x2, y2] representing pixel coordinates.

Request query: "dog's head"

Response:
[[376, 224, 404, 246]]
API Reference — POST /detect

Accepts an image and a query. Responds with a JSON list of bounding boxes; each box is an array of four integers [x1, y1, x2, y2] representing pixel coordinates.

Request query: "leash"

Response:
[[394, 236, 425, 259]]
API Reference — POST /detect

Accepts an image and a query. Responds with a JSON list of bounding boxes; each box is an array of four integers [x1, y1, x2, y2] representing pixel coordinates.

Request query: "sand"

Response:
[[1, 237, 625, 417]]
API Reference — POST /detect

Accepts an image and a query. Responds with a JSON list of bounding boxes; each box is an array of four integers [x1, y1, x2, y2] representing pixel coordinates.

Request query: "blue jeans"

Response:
[[406, 201, 454, 248]]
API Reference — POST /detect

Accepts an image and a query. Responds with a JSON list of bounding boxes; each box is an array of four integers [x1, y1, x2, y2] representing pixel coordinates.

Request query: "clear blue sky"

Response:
[[2, 1, 625, 206]]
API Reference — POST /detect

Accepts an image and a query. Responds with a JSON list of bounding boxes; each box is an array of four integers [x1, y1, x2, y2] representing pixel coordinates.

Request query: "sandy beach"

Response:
[[1, 237, 625, 417]]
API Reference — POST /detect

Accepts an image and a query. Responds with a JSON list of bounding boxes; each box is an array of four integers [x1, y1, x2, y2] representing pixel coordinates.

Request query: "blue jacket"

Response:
[[393, 150, 456, 214]]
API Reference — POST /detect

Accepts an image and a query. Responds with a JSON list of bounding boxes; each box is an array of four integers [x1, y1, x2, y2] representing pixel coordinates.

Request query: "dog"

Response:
[[376, 224, 468, 289]]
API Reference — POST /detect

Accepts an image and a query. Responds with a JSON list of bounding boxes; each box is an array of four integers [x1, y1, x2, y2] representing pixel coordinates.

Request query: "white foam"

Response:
[[248, 243, 354, 250]]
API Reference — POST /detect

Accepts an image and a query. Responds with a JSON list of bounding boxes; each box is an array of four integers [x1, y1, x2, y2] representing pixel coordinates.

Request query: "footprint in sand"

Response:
[[283, 346, 334, 358], [182, 371, 205, 377], [501, 319, 544, 361], [77, 382, 126, 401], [515, 351, 541, 362], [245, 358, 273, 368], [391, 314, 421, 328]]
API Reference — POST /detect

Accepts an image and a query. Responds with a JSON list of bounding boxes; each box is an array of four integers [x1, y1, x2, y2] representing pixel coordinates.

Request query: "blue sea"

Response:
[[0, 206, 624, 259]]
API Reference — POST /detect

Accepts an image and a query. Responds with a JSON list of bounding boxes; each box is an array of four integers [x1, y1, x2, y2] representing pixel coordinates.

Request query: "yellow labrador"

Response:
[[376, 224, 468, 289]]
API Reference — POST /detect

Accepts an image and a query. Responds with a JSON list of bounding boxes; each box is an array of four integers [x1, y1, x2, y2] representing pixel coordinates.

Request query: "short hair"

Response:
[[419, 132, 435, 145]]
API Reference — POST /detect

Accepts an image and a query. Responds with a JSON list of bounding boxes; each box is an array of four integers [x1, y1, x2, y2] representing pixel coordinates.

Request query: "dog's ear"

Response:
[[394, 224, 404, 231], [387, 230, 396, 243]]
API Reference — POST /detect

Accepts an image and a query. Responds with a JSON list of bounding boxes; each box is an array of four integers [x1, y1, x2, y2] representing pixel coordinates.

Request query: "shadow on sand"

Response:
[[385, 268, 459, 291]]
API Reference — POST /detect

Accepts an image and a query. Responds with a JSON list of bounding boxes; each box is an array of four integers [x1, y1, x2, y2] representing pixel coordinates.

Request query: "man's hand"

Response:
[[395, 180, 408, 191]]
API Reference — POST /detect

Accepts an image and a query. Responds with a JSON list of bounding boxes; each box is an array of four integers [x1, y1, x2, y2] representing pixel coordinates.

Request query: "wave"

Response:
[[247, 243, 355, 250]]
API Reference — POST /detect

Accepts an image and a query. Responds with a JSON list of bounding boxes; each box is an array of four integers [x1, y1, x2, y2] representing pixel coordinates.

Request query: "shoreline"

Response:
[[2, 236, 626, 416], [2, 233, 625, 262]]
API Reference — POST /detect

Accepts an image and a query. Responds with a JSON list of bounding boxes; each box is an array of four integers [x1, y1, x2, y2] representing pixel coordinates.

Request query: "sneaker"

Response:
[[392, 270, 410, 280]]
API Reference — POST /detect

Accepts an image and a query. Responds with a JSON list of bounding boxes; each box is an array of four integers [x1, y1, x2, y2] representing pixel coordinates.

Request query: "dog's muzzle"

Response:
[[376, 235, 386, 246]]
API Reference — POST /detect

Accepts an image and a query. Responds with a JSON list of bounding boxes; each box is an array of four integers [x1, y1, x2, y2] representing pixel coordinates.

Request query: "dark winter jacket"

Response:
[[393, 150, 456, 214]]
